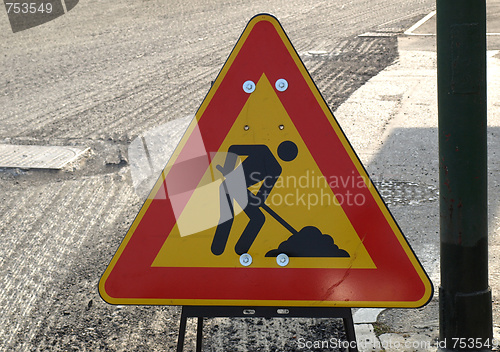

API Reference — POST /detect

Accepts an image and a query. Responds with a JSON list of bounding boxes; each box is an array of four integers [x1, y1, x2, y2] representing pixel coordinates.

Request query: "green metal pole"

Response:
[[437, 0, 492, 350]]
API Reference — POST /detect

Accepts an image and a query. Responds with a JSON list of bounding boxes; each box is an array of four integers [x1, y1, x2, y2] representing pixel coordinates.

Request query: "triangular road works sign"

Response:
[[100, 14, 433, 308]]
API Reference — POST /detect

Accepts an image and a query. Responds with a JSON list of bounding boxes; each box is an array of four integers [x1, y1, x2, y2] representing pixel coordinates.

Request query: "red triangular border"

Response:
[[100, 14, 433, 307]]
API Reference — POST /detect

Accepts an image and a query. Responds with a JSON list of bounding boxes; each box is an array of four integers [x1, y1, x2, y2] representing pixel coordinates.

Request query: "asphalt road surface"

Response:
[[0, 0, 435, 351]]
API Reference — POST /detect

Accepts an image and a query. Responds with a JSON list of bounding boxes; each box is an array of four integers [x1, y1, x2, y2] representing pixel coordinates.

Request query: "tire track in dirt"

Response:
[[0, 174, 137, 351]]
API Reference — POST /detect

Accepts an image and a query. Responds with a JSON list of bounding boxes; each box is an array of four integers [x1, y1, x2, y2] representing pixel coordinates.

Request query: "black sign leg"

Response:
[[196, 317, 203, 352], [342, 310, 358, 352], [176, 308, 188, 352], [176, 306, 358, 352]]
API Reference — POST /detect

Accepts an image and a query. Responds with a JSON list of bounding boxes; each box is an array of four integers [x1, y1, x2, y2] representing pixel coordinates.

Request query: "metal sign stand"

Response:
[[176, 306, 359, 352]]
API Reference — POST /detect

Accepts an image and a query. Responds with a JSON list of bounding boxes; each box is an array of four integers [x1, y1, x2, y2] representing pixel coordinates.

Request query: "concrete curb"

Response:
[[335, 31, 500, 350]]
